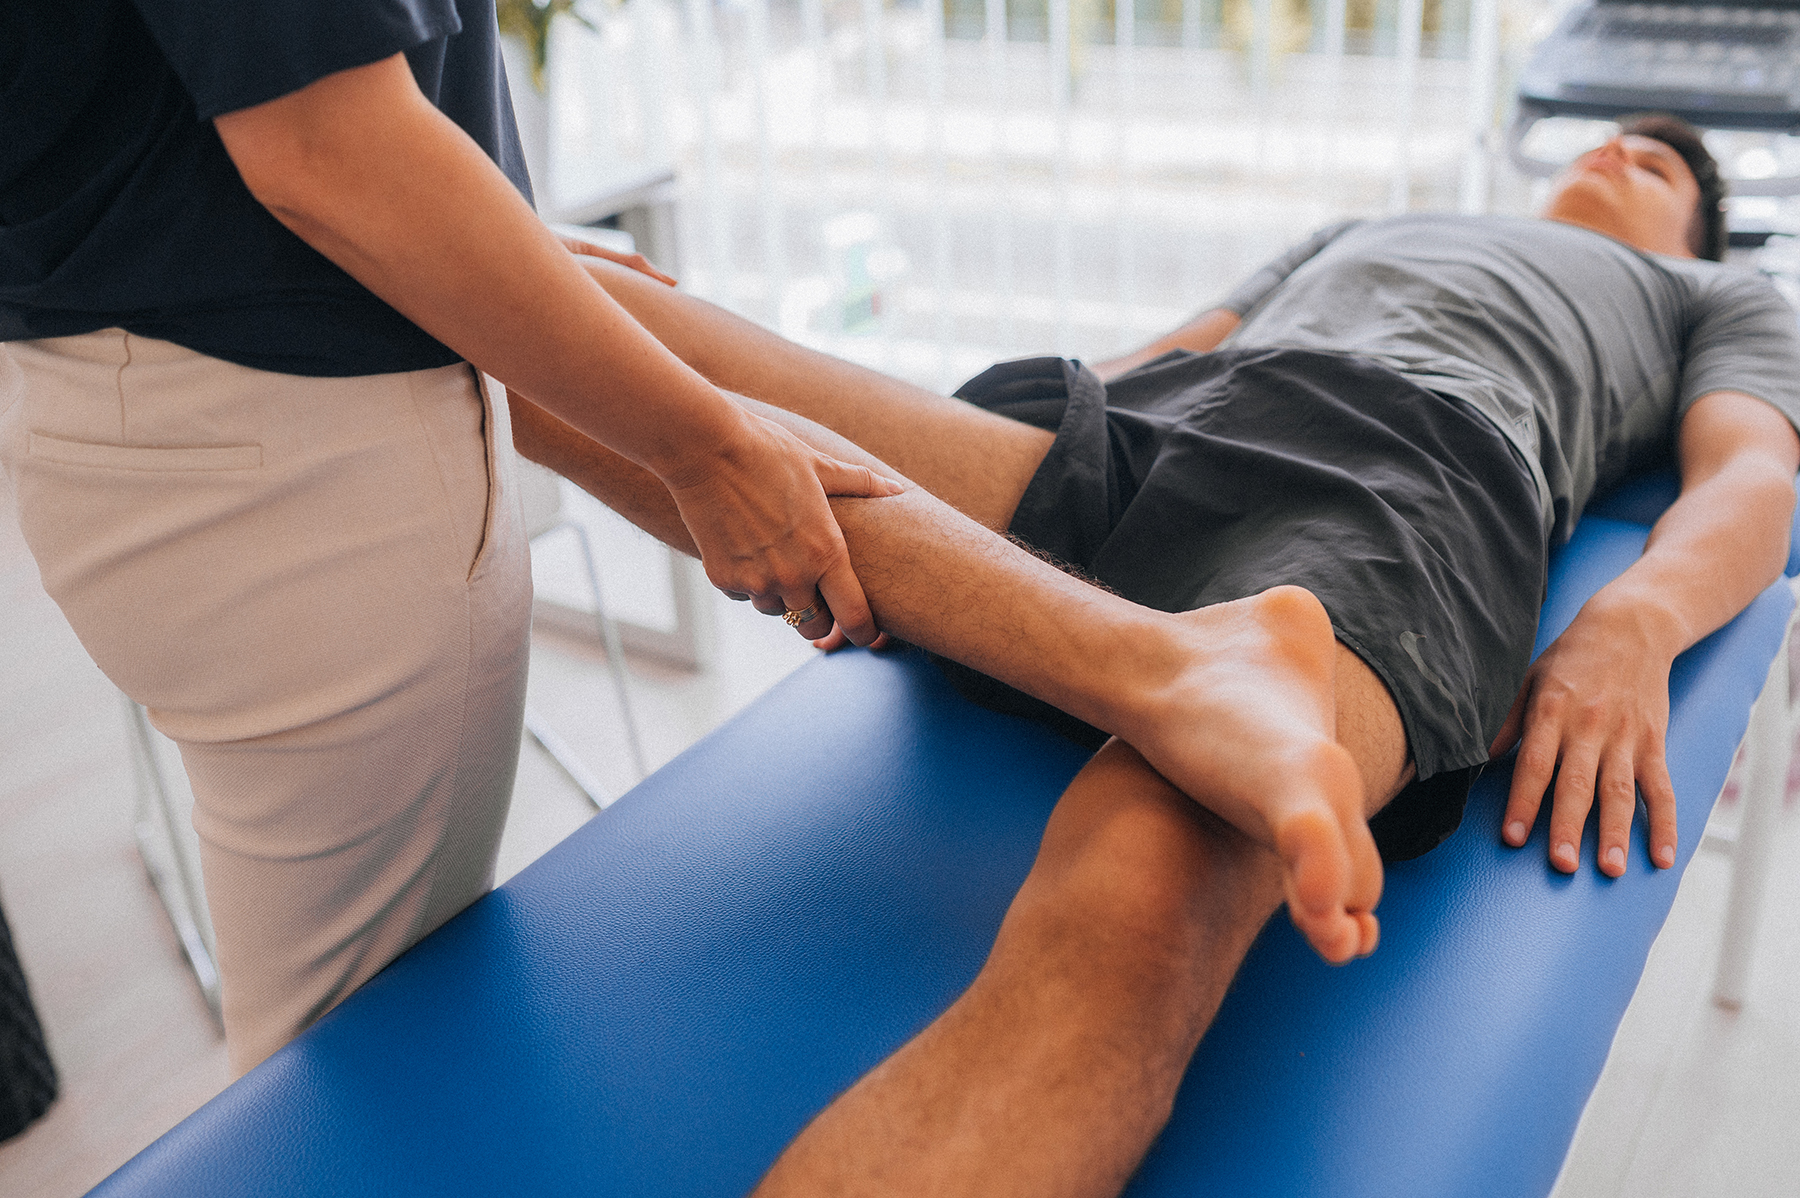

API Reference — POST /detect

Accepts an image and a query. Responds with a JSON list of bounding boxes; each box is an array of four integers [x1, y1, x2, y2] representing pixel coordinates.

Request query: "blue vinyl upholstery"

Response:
[[89, 510, 1795, 1198]]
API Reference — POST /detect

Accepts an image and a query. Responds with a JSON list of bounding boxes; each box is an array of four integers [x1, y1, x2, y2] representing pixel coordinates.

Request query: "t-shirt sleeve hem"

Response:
[[1672, 270, 1800, 439], [193, 13, 461, 121], [1677, 385, 1800, 441]]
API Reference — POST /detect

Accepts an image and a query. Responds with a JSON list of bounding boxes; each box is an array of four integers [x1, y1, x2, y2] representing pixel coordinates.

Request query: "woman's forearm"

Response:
[[214, 53, 745, 485]]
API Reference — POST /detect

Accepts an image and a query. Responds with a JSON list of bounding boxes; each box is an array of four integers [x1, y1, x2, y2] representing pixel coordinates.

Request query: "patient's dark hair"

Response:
[[1618, 113, 1727, 261]]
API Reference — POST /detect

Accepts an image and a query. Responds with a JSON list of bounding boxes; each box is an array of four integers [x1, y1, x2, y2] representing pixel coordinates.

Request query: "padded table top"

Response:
[[92, 514, 1794, 1198]]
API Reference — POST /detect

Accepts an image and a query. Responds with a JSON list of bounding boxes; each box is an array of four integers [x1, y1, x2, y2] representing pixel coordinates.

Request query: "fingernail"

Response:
[[1603, 846, 1624, 871], [1505, 820, 1527, 845], [1656, 844, 1675, 868], [1554, 842, 1576, 867]]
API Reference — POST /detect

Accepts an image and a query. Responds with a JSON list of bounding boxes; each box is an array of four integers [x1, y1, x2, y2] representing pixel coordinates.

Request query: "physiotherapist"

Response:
[[0, 0, 899, 1072]]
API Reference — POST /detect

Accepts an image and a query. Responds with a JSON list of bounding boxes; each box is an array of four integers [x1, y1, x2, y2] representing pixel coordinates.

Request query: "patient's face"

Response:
[[1541, 135, 1702, 259]]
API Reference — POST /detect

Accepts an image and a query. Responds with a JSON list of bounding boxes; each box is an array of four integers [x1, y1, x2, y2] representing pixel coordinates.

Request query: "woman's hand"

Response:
[[549, 239, 900, 642], [1490, 592, 1681, 877], [663, 409, 907, 646]]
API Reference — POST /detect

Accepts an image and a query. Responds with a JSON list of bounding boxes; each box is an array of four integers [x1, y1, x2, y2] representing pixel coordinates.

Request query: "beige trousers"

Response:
[[0, 330, 532, 1072]]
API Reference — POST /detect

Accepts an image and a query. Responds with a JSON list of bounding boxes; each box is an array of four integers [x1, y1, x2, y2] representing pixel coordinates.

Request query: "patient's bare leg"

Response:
[[524, 266, 1416, 1192], [747, 642, 1407, 1198], [515, 395, 1404, 962], [517, 390, 1408, 1196], [757, 743, 1285, 1198], [753, 659, 1407, 1198]]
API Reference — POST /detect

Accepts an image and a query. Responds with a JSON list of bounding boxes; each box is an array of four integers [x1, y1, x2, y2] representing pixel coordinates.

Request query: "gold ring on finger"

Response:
[[781, 604, 820, 628]]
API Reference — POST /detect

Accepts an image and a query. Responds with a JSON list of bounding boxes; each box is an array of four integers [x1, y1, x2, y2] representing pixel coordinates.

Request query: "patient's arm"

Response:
[[1493, 390, 1800, 877], [1091, 309, 1241, 383]]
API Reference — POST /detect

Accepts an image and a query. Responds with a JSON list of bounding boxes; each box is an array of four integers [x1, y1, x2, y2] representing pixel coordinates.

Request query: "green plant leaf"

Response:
[[496, 0, 606, 91]]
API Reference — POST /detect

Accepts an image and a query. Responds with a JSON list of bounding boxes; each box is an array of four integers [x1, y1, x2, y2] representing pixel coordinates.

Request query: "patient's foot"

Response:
[[1121, 586, 1382, 964]]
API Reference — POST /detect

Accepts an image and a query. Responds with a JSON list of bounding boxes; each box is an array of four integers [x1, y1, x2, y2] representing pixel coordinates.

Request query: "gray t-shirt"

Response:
[[1221, 214, 1800, 542]]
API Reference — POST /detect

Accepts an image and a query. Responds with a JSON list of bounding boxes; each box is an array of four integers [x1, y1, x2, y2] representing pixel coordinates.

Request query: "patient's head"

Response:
[[1541, 113, 1726, 261]]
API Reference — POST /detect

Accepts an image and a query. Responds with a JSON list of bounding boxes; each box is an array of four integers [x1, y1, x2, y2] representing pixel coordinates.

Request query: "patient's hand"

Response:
[[1490, 593, 1679, 878], [560, 236, 678, 288]]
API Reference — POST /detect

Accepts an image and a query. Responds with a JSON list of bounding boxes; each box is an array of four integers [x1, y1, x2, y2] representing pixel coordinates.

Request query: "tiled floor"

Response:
[[2, 476, 1797, 1196]]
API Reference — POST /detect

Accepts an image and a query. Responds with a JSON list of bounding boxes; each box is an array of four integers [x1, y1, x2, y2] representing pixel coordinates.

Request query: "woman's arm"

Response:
[[214, 53, 900, 643]]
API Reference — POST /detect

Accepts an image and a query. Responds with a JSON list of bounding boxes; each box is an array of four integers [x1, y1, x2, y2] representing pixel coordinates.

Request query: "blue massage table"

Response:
[[89, 474, 1797, 1198]]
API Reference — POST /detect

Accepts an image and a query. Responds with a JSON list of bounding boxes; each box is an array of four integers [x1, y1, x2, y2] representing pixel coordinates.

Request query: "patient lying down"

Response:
[[506, 112, 1800, 1197]]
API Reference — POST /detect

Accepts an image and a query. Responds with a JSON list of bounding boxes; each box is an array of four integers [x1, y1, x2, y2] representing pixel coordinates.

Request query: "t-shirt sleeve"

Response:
[[1219, 220, 1361, 317], [129, 0, 461, 121], [1678, 270, 1800, 434]]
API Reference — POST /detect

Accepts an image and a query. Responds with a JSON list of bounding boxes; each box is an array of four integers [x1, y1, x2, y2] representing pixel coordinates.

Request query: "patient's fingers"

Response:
[[1547, 741, 1599, 874], [1640, 748, 1678, 869], [1501, 693, 1556, 849], [1594, 751, 1637, 878]]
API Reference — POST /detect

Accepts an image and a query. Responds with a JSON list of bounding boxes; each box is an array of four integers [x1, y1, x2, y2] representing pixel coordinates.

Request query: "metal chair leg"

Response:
[[524, 704, 618, 810], [1712, 612, 1794, 1009], [122, 695, 223, 1025], [566, 521, 649, 781]]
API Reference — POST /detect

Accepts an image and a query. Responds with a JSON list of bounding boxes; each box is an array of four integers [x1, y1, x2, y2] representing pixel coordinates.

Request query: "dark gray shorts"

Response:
[[936, 347, 1548, 861]]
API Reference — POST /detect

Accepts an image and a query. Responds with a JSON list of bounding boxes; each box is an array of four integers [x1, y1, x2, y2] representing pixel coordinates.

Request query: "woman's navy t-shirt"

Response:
[[0, 0, 532, 377]]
